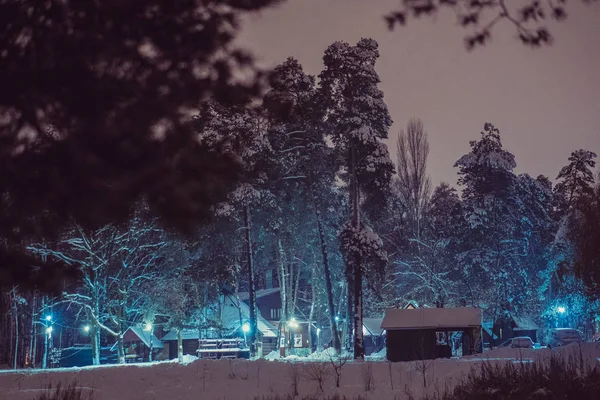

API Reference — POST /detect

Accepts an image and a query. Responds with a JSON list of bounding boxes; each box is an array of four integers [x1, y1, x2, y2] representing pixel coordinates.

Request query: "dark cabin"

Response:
[[382, 307, 482, 362], [238, 288, 282, 326], [482, 314, 539, 347], [160, 329, 202, 360], [121, 326, 164, 362], [511, 315, 539, 343], [161, 295, 279, 360]]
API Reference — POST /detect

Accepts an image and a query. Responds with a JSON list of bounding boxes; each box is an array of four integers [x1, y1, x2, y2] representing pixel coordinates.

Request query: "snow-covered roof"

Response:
[[161, 329, 200, 342], [222, 296, 278, 338], [124, 326, 164, 349], [237, 288, 280, 301], [161, 298, 278, 341], [481, 324, 498, 340], [511, 315, 539, 330], [363, 318, 384, 336], [381, 307, 482, 330]]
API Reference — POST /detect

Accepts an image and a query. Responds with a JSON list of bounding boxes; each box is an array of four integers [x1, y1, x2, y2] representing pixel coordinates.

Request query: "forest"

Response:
[[1, 35, 598, 370]]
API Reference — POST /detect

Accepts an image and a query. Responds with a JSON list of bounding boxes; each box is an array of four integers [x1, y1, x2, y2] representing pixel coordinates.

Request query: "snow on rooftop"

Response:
[[160, 329, 200, 341], [222, 296, 278, 337], [381, 307, 482, 330], [126, 326, 164, 349], [237, 287, 280, 301], [363, 317, 384, 336]]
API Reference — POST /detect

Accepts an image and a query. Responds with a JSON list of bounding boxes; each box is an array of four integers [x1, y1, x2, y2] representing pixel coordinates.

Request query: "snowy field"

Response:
[[1, 344, 600, 400]]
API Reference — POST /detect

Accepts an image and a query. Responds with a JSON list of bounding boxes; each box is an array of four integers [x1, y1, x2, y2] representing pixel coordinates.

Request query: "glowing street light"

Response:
[[83, 325, 90, 333], [45, 315, 52, 321], [288, 317, 298, 328], [144, 323, 153, 332], [242, 322, 251, 333], [45, 326, 53, 335], [316, 328, 321, 335], [334, 316, 340, 322], [557, 306, 566, 314]]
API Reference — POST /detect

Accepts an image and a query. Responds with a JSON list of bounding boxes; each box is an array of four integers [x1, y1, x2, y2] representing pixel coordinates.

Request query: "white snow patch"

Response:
[[1, 343, 598, 400]]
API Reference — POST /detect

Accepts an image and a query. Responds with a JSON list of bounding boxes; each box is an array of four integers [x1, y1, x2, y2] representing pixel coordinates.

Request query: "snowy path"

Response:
[[1, 344, 599, 400]]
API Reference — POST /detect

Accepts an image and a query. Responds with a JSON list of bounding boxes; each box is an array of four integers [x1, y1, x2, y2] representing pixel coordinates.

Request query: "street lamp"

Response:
[[241, 322, 250, 351], [316, 328, 321, 350], [242, 322, 251, 333], [557, 306, 566, 314], [41, 316, 54, 369], [144, 322, 154, 362], [83, 325, 90, 333]]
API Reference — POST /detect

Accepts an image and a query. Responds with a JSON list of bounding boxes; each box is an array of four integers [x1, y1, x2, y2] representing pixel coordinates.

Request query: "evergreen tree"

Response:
[[570, 171, 600, 299], [318, 38, 394, 358], [265, 57, 344, 353], [198, 101, 276, 358], [554, 149, 597, 213], [455, 123, 535, 321]]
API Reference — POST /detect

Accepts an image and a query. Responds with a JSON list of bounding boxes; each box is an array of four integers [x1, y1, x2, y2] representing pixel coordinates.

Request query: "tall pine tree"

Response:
[[318, 39, 394, 359]]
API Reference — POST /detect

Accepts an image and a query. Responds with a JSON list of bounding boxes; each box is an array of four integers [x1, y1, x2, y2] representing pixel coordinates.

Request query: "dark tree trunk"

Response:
[[12, 293, 19, 369], [350, 142, 364, 359], [41, 297, 48, 369], [177, 328, 183, 363], [243, 205, 258, 358], [91, 324, 100, 366], [277, 238, 288, 343], [116, 302, 125, 364], [117, 334, 125, 364], [30, 293, 36, 368], [353, 253, 364, 360], [308, 174, 341, 353], [346, 277, 353, 351], [92, 296, 101, 365]]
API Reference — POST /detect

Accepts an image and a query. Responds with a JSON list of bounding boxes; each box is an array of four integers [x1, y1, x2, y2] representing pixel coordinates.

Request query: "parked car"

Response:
[[498, 336, 534, 349], [545, 328, 584, 348]]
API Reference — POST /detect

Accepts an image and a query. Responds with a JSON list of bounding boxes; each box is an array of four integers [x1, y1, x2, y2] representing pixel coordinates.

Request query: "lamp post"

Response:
[[279, 323, 286, 357], [557, 306, 566, 328], [42, 315, 53, 369], [144, 323, 154, 362], [287, 317, 298, 354], [316, 327, 321, 351]]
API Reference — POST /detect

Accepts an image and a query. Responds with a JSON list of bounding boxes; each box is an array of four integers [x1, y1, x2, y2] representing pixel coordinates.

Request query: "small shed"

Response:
[[511, 315, 539, 343], [160, 329, 202, 360], [122, 326, 164, 362], [381, 307, 482, 362]]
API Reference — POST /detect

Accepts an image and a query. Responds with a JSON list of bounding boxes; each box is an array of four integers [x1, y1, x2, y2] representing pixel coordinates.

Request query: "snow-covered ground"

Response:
[[1, 343, 599, 400]]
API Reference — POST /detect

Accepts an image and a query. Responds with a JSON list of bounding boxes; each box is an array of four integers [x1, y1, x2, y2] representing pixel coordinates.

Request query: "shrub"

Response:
[[33, 381, 94, 400], [424, 354, 600, 400]]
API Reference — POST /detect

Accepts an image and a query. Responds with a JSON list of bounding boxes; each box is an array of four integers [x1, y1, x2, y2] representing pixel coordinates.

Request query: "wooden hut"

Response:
[[381, 307, 482, 362], [121, 326, 164, 362]]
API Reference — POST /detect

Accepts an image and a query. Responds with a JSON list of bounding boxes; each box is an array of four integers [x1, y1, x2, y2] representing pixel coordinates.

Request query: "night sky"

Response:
[[238, 0, 600, 186]]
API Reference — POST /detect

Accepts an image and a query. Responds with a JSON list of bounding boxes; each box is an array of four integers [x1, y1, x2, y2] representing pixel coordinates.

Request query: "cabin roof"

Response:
[[237, 288, 280, 301], [381, 307, 482, 330], [363, 318, 385, 336], [123, 326, 164, 349]]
